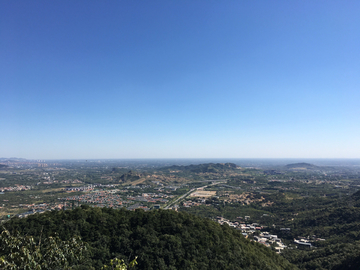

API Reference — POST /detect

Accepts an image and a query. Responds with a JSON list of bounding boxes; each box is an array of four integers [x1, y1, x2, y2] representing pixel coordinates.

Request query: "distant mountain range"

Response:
[[162, 162, 240, 173]]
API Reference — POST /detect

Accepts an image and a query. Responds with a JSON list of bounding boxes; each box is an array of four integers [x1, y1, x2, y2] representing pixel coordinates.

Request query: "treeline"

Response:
[[180, 190, 360, 269], [278, 198, 360, 269], [282, 241, 360, 270], [2, 207, 295, 270], [257, 193, 360, 269]]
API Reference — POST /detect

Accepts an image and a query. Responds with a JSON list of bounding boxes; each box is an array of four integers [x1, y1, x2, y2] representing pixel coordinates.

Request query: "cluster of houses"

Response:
[[182, 200, 205, 207], [15, 202, 66, 218], [15, 209, 46, 218], [61, 190, 172, 210], [65, 185, 94, 192], [65, 183, 116, 192], [294, 238, 312, 248], [254, 232, 287, 253], [62, 191, 124, 208], [215, 216, 287, 253], [13, 192, 167, 219], [127, 193, 171, 204], [0, 184, 32, 192], [38, 178, 84, 185], [60, 179, 83, 184], [293, 235, 325, 249]]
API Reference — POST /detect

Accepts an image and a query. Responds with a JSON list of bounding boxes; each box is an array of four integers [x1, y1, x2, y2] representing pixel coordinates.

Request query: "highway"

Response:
[[164, 180, 226, 209]]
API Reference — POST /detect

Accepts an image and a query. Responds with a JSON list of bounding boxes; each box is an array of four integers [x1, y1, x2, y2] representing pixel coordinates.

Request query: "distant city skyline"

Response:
[[1, 1, 360, 159]]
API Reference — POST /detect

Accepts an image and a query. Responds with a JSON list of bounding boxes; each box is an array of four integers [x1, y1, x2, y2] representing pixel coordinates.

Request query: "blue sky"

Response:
[[1, 0, 360, 159]]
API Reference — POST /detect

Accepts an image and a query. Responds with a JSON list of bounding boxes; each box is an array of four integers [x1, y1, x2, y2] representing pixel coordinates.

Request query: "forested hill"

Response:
[[3, 207, 296, 269], [162, 162, 240, 173], [284, 162, 318, 170]]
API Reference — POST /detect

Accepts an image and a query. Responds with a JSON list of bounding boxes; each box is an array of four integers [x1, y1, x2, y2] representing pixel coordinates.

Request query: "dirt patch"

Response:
[[190, 190, 217, 198], [41, 188, 65, 193], [131, 178, 147, 185]]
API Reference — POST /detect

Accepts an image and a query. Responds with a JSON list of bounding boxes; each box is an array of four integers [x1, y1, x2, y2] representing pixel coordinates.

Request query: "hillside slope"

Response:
[[3, 207, 296, 269]]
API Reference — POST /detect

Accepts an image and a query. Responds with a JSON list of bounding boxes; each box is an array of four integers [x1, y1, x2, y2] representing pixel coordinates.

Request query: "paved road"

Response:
[[164, 181, 226, 209]]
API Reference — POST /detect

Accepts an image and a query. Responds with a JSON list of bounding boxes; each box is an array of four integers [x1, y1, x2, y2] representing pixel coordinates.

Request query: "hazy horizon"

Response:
[[3, 157, 360, 168], [1, 1, 360, 159]]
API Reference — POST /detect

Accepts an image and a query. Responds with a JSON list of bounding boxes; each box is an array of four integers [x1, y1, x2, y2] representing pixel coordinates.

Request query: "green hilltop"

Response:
[[284, 162, 318, 170], [2, 207, 296, 270]]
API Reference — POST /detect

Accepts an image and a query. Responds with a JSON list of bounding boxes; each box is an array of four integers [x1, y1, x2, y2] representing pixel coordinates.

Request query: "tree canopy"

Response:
[[2, 207, 295, 269]]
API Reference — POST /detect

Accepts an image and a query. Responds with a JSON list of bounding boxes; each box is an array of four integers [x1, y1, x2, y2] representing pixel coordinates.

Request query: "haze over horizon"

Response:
[[1, 1, 360, 160]]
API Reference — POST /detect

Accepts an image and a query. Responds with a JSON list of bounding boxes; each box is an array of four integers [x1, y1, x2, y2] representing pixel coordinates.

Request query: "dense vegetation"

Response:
[[182, 190, 360, 270], [3, 207, 295, 270], [0, 229, 87, 269]]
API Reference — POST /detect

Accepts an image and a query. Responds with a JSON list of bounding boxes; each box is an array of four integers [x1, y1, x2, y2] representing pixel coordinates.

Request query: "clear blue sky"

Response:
[[1, 0, 360, 159]]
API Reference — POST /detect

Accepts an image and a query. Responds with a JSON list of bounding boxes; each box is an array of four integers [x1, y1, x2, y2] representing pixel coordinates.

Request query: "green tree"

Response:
[[0, 228, 87, 270], [101, 257, 137, 270]]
